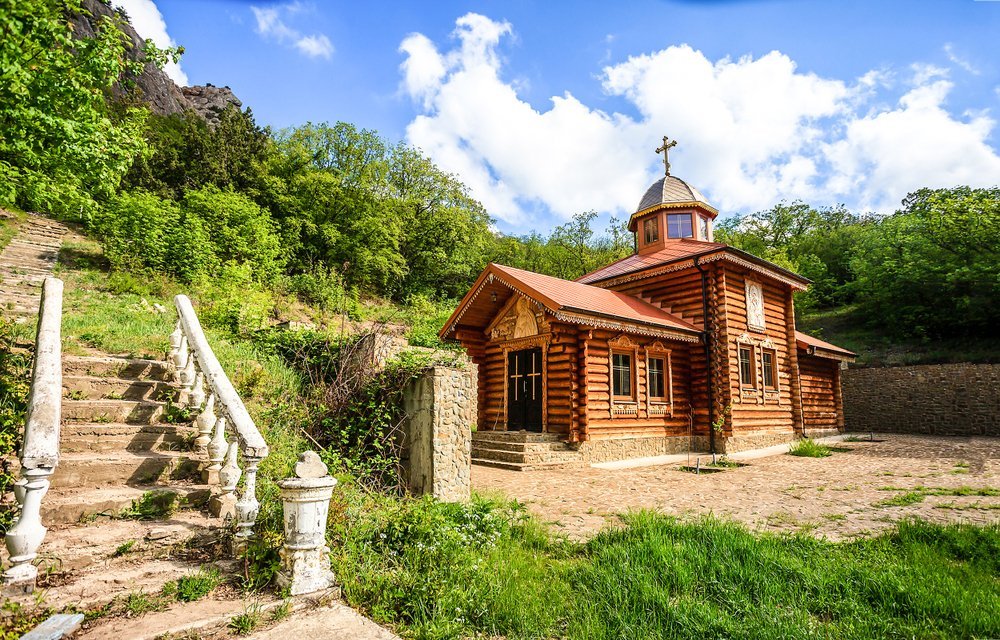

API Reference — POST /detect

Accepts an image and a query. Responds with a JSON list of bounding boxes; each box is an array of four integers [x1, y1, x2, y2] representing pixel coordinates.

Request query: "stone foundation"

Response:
[[401, 366, 476, 501], [577, 435, 710, 463], [803, 427, 841, 440], [719, 430, 796, 453]]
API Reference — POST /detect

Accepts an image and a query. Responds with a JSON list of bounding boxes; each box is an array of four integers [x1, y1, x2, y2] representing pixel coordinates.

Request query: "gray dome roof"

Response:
[[635, 176, 712, 213]]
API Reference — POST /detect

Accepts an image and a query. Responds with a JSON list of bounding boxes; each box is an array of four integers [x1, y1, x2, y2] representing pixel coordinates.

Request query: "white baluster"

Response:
[[172, 334, 188, 370], [211, 442, 241, 521], [180, 352, 196, 389], [169, 320, 183, 363], [194, 393, 216, 455], [3, 467, 53, 592], [203, 416, 227, 485], [235, 454, 263, 546], [188, 371, 206, 409]]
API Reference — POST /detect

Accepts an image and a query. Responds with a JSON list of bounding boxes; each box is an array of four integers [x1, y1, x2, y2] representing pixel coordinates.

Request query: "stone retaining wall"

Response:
[[843, 363, 1000, 436], [401, 366, 476, 501]]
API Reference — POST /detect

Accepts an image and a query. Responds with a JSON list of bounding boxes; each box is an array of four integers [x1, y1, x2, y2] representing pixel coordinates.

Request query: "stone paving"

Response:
[[472, 434, 1000, 540]]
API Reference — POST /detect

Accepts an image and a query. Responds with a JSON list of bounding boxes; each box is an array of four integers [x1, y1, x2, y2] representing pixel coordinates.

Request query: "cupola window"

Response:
[[667, 214, 693, 239], [699, 215, 709, 241], [643, 217, 659, 244]]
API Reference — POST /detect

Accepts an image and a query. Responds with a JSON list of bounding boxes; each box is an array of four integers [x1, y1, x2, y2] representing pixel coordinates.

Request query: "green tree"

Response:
[[0, 0, 156, 217]]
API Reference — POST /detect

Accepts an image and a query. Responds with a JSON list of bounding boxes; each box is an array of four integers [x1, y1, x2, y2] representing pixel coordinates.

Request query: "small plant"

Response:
[[163, 401, 195, 424], [169, 566, 222, 602], [788, 438, 832, 458], [113, 539, 137, 557], [66, 389, 87, 400], [229, 601, 263, 635], [952, 461, 970, 475], [876, 491, 926, 507], [119, 490, 179, 520], [270, 599, 292, 623], [124, 590, 167, 616]]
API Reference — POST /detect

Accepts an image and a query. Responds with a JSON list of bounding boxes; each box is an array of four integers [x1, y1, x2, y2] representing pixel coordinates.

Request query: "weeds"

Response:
[[124, 590, 167, 617], [113, 540, 137, 557], [164, 566, 222, 602], [118, 490, 179, 520], [228, 601, 263, 636], [788, 438, 832, 457]]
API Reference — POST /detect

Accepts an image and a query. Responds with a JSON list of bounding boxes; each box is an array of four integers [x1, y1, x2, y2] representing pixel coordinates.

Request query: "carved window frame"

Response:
[[608, 334, 639, 419], [644, 340, 673, 418], [643, 216, 659, 245]]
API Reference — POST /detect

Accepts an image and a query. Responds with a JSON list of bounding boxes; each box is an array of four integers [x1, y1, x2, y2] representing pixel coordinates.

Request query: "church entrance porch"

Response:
[[507, 347, 543, 432]]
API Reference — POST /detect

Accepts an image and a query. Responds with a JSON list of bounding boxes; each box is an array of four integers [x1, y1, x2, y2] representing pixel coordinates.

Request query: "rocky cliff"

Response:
[[72, 0, 242, 124]]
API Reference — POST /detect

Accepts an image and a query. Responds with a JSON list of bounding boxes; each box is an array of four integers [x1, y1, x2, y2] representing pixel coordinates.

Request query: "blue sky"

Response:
[[118, 0, 1000, 234]]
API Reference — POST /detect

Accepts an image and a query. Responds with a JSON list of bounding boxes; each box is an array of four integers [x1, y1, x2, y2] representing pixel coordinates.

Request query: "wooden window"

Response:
[[762, 349, 777, 389], [612, 352, 634, 399], [698, 215, 709, 241], [666, 214, 693, 238], [643, 217, 659, 244], [647, 357, 666, 399], [739, 346, 755, 388]]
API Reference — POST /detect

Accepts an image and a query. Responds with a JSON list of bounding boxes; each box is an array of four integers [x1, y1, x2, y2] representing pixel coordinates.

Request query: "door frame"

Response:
[[500, 335, 549, 432]]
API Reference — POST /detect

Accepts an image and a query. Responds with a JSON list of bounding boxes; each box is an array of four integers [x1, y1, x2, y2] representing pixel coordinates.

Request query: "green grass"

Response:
[[788, 438, 833, 458], [118, 490, 179, 520], [876, 491, 927, 507], [163, 567, 222, 602], [331, 491, 1000, 640], [0, 208, 25, 253]]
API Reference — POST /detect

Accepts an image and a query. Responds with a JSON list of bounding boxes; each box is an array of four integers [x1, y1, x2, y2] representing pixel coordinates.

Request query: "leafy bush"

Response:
[[163, 566, 222, 602], [182, 186, 284, 283], [0, 316, 30, 530]]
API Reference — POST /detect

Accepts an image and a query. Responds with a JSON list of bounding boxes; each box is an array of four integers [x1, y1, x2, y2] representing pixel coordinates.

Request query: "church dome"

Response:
[[635, 175, 713, 214]]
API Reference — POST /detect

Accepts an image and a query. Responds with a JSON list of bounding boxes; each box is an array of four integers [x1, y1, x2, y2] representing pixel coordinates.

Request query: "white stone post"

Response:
[[234, 454, 262, 547], [210, 442, 241, 520], [172, 333, 188, 371], [188, 371, 206, 409], [180, 351, 197, 389], [169, 321, 183, 365], [194, 393, 216, 455], [3, 467, 53, 593], [203, 416, 227, 485], [276, 452, 337, 596]]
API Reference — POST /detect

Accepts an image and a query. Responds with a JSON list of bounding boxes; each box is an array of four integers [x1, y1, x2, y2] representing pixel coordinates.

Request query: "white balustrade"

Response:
[[3, 277, 63, 594], [169, 295, 269, 550]]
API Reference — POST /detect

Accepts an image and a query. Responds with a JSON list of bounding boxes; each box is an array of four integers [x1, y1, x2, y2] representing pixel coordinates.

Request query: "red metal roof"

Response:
[[441, 263, 701, 338], [795, 331, 856, 359], [577, 240, 726, 284]]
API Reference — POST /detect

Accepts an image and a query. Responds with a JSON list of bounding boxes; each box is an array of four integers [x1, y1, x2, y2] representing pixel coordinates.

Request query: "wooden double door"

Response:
[[507, 347, 543, 431]]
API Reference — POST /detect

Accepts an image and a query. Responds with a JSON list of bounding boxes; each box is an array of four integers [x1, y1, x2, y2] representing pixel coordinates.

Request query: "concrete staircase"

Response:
[[0, 215, 64, 321], [471, 431, 585, 471]]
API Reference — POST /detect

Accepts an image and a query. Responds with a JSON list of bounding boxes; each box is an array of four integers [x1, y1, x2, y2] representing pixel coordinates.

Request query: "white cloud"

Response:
[[400, 13, 1000, 228], [250, 3, 333, 60], [112, 0, 188, 85], [944, 43, 979, 75]]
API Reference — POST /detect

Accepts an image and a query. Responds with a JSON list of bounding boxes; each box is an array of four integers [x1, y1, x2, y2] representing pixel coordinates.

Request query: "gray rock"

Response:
[[294, 451, 328, 479]]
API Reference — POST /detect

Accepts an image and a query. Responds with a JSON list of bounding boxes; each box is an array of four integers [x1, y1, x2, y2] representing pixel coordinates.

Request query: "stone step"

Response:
[[472, 430, 564, 444], [471, 446, 583, 465], [471, 457, 586, 472], [41, 483, 211, 525], [61, 422, 197, 453], [467, 439, 572, 453], [63, 355, 174, 381], [62, 399, 172, 424], [0, 264, 51, 276], [64, 374, 182, 402], [52, 451, 201, 488]]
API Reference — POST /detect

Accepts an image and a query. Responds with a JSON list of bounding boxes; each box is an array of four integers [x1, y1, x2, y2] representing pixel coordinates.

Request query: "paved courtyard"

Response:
[[472, 435, 1000, 540]]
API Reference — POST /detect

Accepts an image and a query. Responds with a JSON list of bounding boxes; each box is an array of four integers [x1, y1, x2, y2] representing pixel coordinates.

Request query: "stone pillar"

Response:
[[277, 452, 337, 596], [401, 366, 475, 502], [3, 467, 53, 594]]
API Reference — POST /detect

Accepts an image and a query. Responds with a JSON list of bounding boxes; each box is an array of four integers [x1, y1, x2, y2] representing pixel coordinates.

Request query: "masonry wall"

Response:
[[402, 366, 476, 501], [842, 363, 1000, 436]]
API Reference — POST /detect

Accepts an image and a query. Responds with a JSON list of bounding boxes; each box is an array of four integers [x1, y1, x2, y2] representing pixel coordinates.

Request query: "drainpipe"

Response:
[[694, 256, 716, 454]]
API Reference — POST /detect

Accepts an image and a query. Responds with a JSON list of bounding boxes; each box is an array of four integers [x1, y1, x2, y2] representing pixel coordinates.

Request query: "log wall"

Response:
[[799, 354, 841, 434]]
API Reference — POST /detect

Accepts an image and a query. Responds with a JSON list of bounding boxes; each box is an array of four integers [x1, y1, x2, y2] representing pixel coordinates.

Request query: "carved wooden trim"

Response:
[[643, 341, 674, 418], [608, 334, 640, 419], [745, 277, 765, 333]]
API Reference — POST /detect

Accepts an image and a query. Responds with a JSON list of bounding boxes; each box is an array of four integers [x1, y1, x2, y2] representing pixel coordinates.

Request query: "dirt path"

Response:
[[473, 435, 1000, 540]]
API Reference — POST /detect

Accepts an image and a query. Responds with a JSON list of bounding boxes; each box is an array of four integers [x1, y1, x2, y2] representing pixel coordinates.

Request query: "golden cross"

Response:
[[655, 135, 678, 176]]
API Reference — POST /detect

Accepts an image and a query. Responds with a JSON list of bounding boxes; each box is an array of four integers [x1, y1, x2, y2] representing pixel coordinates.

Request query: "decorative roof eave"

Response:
[[440, 266, 701, 342], [554, 310, 702, 343], [589, 248, 810, 291], [627, 200, 720, 231], [799, 344, 857, 363]]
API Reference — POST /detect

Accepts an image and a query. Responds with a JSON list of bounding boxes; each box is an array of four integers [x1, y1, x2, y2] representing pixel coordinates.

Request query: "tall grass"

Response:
[[333, 495, 1000, 640], [788, 438, 832, 457]]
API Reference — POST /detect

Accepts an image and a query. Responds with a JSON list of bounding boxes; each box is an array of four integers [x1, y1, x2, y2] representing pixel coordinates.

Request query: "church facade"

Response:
[[440, 141, 855, 464]]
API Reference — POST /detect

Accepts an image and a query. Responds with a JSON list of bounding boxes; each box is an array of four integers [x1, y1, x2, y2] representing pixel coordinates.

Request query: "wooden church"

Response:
[[440, 137, 855, 466]]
